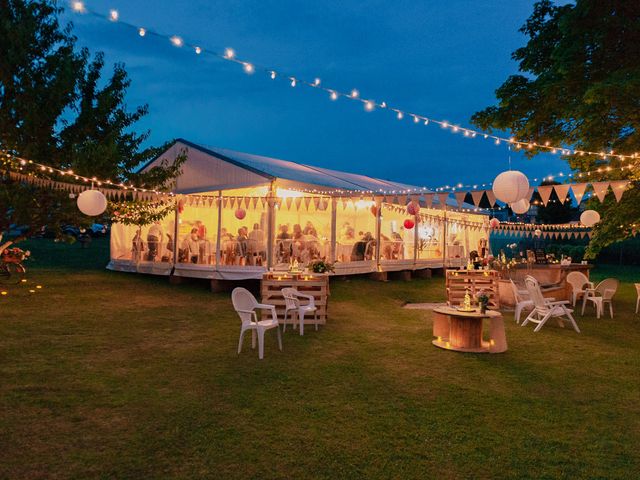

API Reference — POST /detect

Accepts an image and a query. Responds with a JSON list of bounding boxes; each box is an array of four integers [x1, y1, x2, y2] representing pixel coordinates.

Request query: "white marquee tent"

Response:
[[108, 139, 489, 280]]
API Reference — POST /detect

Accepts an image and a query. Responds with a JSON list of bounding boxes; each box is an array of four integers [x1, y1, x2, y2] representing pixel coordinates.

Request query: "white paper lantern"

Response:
[[492, 170, 530, 204], [77, 190, 107, 216], [510, 198, 530, 215], [580, 209, 600, 227]]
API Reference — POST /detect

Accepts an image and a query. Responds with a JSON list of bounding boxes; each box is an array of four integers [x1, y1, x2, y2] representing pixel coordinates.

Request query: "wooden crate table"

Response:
[[446, 269, 500, 310], [260, 273, 329, 326], [432, 306, 507, 354]]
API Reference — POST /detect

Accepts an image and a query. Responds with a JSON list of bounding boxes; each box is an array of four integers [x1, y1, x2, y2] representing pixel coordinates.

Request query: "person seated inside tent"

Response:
[[276, 224, 292, 263], [390, 231, 404, 259], [303, 221, 318, 237], [220, 228, 236, 265], [182, 227, 201, 264], [131, 230, 145, 261], [351, 231, 375, 261], [146, 221, 163, 261], [247, 223, 266, 265], [236, 226, 248, 263], [339, 223, 355, 244]]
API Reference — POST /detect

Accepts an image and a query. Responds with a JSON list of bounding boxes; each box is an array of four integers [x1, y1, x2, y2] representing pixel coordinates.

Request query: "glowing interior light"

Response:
[[243, 63, 255, 74], [138, 28, 146, 37], [170, 36, 183, 47], [224, 48, 235, 59], [109, 9, 119, 21]]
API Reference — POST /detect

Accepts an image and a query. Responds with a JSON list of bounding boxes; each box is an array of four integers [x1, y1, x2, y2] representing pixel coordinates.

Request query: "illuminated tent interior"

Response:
[[108, 139, 490, 280]]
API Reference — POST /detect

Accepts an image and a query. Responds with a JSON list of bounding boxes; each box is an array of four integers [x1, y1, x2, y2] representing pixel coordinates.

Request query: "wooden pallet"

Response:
[[445, 269, 500, 310], [260, 273, 330, 325]]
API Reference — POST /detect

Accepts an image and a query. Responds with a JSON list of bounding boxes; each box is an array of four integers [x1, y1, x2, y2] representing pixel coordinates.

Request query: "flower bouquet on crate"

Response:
[[307, 259, 335, 274], [1, 247, 31, 264], [476, 290, 490, 314]]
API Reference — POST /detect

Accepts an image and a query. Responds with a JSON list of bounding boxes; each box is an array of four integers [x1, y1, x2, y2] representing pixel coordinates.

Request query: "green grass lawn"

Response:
[[1, 239, 639, 479]]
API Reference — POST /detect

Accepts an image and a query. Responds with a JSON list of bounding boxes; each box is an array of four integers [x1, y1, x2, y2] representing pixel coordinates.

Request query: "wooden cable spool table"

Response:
[[432, 306, 507, 353]]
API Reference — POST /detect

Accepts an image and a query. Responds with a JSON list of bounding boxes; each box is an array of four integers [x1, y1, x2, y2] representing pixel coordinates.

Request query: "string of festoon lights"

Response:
[[67, 1, 640, 164]]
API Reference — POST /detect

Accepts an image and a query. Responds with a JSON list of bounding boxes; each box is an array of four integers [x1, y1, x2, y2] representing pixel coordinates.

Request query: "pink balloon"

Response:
[[489, 218, 500, 229], [235, 208, 246, 220], [406, 202, 420, 216]]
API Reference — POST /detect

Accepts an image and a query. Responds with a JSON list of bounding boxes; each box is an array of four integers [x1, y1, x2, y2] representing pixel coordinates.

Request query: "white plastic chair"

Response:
[[581, 278, 619, 319], [566, 271, 594, 307], [522, 276, 580, 333], [281, 287, 318, 336], [635, 283, 640, 314], [510, 279, 532, 324], [232, 287, 282, 359]]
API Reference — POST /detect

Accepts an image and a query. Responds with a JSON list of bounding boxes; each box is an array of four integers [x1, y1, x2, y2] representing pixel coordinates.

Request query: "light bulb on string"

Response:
[[71, 1, 85, 13], [364, 101, 374, 112], [290, 77, 297, 87], [270, 71, 276, 79], [109, 9, 119, 21], [170, 36, 183, 47], [329, 91, 338, 100], [224, 48, 235, 59], [313, 78, 321, 86], [243, 63, 255, 74], [138, 27, 146, 37], [396, 111, 403, 120], [350, 89, 359, 98], [195, 46, 202, 55]]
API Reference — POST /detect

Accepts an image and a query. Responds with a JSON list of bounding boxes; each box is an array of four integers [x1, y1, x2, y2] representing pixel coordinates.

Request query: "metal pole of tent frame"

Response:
[[413, 212, 419, 267], [215, 191, 222, 268], [442, 208, 448, 268], [374, 198, 382, 270], [172, 202, 179, 269], [266, 181, 275, 270], [330, 197, 337, 263]]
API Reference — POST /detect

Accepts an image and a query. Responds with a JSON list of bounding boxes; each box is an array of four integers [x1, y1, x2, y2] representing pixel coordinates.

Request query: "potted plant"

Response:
[[476, 290, 489, 314], [307, 259, 335, 274]]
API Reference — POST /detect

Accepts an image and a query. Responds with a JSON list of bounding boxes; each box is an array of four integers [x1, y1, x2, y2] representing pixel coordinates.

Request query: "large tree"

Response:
[[0, 0, 182, 238], [472, 0, 640, 258]]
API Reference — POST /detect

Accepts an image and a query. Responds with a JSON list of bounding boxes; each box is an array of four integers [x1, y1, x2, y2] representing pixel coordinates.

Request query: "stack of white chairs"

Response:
[[522, 275, 580, 333], [232, 287, 282, 360]]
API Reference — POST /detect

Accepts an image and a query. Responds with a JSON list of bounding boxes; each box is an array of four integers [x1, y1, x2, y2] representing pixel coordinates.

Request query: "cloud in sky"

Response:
[[62, 0, 568, 188]]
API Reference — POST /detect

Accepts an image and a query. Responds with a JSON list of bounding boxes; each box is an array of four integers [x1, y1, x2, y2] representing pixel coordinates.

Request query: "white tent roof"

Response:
[[143, 139, 469, 208]]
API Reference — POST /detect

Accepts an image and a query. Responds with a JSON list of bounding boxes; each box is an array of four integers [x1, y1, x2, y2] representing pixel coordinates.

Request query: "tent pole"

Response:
[[330, 197, 337, 263], [266, 181, 276, 270], [215, 191, 222, 268], [442, 208, 448, 268], [375, 198, 382, 270], [172, 202, 179, 268]]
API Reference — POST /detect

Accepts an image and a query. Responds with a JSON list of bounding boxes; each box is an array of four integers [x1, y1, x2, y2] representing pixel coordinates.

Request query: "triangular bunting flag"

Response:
[[436, 193, 449, 209], [286, 197, 293, 210], [591, 182, 609, 202], [537, 185, 553, 206], [454, 192, 467, 208], [485, 190, 497, 207], [304, 197, 311, 211], [424, 194, 434, 209], [252, 197, 258, 209], [295, 197, 302, 211], [554, 184, 571, 204], [571, 183, 587, 204], [610, 180, 629, 202], [470, 191, 485, 207]]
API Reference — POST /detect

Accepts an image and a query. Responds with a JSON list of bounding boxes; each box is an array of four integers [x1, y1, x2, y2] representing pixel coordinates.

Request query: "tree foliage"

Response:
[[0, 0, 183, 237], [472, 0, 640, 257]]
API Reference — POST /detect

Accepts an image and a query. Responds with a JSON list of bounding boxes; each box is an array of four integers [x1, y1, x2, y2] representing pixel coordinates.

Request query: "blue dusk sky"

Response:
[[62, 0, 570, 189]]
